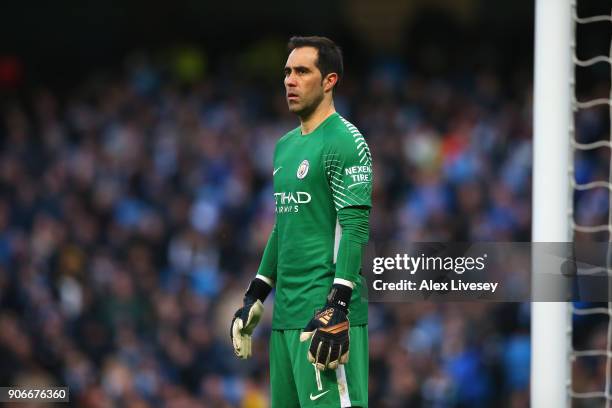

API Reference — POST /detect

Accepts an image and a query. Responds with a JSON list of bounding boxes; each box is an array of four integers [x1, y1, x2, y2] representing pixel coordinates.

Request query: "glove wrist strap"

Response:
[[326, 283, 352, 314], [244, 277, 272, 303]]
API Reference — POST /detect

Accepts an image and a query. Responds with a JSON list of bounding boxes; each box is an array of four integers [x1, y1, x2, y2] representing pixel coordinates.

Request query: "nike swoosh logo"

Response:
[[273, 167, 282, 175], [309, 390, 330, 401]]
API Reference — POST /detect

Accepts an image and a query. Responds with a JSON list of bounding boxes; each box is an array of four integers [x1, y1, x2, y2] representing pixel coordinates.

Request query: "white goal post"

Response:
[[531, 0, 572, 407]]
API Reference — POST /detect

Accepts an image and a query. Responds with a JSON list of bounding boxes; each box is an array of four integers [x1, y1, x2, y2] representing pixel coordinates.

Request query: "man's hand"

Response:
[[231, 298, 264, 359], [230, 276, 272, 359], [300, 282, 353, 370], [300, 305, 350, 370]]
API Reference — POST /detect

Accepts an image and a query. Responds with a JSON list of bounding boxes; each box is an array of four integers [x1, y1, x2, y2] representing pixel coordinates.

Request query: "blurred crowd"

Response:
[[0, 53, 609, 408]]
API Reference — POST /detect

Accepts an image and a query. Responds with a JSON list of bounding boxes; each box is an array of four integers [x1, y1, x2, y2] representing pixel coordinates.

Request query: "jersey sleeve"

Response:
[[256, 223, 277, 282], [335, 207, 370, 283], [324, 128, 373, 211]]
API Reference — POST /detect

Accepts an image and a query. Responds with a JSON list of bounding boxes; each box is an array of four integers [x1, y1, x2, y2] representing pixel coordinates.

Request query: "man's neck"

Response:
[[300, 100, 336, 135]]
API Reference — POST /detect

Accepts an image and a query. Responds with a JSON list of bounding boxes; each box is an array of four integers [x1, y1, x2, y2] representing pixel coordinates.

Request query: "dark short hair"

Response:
[[288, 36, 343, 88]]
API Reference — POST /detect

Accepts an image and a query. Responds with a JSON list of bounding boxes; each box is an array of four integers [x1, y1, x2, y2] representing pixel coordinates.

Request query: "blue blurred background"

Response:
[[0, 1, 611, 407]]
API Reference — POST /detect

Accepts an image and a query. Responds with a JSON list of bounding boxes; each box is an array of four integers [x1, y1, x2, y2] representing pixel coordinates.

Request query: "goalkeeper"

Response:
[[231, 36, 372, 407]]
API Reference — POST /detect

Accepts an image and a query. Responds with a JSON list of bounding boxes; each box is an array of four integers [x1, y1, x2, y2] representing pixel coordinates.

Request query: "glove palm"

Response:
[[230, 298, 264, 359], [300, 306, 350, 370]]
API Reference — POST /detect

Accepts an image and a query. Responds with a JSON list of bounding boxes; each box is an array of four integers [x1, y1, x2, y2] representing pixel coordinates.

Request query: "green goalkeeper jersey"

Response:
[[263, 113, 372, 329]]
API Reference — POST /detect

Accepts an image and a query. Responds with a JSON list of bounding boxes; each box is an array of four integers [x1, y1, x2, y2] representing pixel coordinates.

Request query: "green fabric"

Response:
[[257, 223, 278, 282], [335, 207, 370, 283], [268, 113, 372, 329], [269, 326, 369, 407]]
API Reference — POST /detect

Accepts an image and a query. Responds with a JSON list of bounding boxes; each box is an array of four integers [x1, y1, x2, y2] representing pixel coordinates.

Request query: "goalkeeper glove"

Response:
[[231, 277, 272, 359], [300, 282, 352, 370]]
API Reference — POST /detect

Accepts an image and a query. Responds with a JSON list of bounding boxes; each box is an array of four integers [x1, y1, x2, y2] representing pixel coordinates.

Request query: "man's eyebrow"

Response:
[[285, 65, 311, 72]]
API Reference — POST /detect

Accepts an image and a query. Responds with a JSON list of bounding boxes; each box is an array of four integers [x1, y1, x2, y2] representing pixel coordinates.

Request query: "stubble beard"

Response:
[[289, 89, 325, 121]]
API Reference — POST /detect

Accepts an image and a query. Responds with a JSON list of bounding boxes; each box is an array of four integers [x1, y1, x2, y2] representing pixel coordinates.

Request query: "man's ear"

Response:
[[323, 73, 338, 93]]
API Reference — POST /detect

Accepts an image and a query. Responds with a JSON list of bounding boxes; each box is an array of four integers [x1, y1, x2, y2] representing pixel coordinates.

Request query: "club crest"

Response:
[[297, 160, 309, 179]]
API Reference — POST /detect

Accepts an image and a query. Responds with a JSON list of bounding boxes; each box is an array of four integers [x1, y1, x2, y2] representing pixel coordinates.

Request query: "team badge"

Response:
[[297, 160, 309, 179]]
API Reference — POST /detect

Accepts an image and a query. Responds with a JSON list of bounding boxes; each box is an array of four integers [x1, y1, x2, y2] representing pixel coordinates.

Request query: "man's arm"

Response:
[[335, 206, 370, 284], [256, 223, 278, 283], [230, 224, 278, 359], [299, 206, 369, 370]]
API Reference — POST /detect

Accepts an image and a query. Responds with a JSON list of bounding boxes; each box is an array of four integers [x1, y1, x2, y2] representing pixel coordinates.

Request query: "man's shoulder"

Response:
[[277, 126, 301, 145], [328, 114, 363, 136], [325, 115, 368, 150]]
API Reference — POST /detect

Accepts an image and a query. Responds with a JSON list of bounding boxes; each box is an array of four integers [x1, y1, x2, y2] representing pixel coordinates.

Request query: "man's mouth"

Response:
[[287, 93, 299, 100]]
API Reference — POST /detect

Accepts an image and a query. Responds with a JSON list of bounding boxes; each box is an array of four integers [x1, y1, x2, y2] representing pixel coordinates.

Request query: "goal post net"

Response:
[[532, 1, 612, 407]]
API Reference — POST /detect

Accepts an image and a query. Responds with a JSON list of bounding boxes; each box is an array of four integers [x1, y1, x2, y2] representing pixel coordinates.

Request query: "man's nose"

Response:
[[285, 72, 297, 87]]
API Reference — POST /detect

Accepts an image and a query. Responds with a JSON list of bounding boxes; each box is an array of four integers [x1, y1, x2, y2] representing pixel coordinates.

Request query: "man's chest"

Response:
[[272, 140, 333, 215], [273, 141, 326, 191]]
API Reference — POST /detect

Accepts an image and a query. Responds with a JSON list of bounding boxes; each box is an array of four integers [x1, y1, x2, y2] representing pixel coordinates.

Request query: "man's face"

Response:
[[284, 46, 325, 116]]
